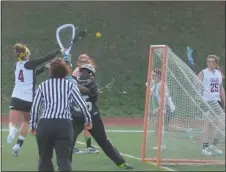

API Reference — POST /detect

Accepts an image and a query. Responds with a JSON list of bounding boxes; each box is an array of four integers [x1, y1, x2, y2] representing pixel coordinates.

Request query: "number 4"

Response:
[[18, 70, 24, 82]]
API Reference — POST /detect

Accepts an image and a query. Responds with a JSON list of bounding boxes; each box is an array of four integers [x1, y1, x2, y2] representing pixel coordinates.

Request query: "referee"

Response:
[[30, 58, 92, 172]]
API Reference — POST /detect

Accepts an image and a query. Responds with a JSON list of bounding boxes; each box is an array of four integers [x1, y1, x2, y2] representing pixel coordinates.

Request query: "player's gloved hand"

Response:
[[84, 122, 93, 130], [65, 48, 71, 56]]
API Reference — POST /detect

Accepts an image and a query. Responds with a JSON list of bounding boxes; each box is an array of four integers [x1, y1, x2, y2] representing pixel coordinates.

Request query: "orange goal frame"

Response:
[[141, 45, 225, 166]]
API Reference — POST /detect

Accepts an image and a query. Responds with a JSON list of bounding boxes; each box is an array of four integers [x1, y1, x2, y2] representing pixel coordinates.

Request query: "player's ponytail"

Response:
[[14, 43, 30, 61]]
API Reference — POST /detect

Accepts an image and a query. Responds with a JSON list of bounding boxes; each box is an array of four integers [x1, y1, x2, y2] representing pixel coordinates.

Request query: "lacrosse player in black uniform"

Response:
[[70, 64, 133, 169], [72, 54, 99, 154]]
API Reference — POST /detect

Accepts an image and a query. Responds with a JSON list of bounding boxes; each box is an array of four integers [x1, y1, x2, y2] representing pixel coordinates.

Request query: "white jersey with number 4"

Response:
[[202, 68, 222, 102], [11, 61, 33, 102]]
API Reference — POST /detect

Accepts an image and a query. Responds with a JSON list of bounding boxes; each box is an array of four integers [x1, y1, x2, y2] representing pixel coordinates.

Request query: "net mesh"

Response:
[[58, 27, 74, 49], [145, 46, 225, 165]]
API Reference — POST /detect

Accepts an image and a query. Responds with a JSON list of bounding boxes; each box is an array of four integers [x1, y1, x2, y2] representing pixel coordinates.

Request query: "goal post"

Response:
[[141, 45, 225, 166]]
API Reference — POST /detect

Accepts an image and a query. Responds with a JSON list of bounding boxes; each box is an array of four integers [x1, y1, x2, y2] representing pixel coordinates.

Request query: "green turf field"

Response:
[[1, 126, 225, 171], [1, 126, 166, 171]]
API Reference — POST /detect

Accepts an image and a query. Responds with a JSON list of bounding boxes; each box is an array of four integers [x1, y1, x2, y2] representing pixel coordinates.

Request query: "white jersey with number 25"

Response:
[[202, 68, 222, 102], [11, 61, 33, 102]]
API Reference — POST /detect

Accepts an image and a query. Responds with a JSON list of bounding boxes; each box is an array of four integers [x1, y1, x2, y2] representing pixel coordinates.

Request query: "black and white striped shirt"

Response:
[[30, 78, 92, 129]]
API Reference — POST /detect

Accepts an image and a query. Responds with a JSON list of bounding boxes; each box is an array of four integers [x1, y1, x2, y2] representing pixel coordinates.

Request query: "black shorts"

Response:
[[9, 97, 32, 113]]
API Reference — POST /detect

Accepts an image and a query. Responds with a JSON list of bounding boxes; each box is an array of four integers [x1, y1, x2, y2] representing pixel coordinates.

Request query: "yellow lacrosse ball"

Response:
[[96, 32, 102, 38]]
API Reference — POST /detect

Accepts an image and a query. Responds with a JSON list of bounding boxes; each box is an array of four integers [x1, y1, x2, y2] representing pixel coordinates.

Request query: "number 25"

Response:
[[18, 70, 24, 82], [210, 83, 219, 92]]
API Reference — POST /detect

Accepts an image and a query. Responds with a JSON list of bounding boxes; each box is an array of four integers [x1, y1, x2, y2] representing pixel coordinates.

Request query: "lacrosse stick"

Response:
[[56, 24, 87, 55], [99, 78, 115, 93], [187, 46, 198, 74]]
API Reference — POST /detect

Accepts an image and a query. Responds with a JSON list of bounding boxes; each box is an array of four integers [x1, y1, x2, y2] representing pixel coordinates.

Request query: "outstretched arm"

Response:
[[24, 49, 61, 70], [35, 66, 48, 76]]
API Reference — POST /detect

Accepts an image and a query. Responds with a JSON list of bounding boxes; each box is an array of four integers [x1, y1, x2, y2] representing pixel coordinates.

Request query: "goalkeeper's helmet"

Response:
[[79, 64, 96, 76], [78, 64, 96, 86]]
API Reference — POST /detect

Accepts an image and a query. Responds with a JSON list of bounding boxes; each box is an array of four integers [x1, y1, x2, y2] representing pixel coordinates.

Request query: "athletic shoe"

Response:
[[73, 147, 85, 154], [152, 144, 167, 152], [202, 147, 212, 156], [7, 125, 18, 144], [119, 163, 134, 169], [85, 146, 100, 154], [12, 144, 21, 157], [209, 145, 223, 155]]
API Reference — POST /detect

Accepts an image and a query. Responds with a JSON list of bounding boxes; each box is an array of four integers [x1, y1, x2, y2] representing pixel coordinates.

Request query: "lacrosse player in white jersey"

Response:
[[8, 43, 63, 157], [198, 55, 225, 156], [150, 69, 192, 151]]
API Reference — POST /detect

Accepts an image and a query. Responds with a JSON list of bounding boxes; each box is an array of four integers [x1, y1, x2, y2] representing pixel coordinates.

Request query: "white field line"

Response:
[[76, 141, 175, 171], [1, 129, 175, 171]]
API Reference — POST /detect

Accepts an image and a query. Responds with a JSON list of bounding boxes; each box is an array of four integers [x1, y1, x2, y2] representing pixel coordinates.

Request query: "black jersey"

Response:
[[71, 75, 100, 118]]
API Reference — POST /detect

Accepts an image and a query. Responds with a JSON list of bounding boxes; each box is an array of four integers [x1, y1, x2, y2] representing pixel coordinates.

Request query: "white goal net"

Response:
[[142, 45, 225, 166]]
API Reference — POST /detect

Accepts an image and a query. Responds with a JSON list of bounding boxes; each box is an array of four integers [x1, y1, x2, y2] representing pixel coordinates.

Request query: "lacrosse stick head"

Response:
[[56, 24, 76, 53]]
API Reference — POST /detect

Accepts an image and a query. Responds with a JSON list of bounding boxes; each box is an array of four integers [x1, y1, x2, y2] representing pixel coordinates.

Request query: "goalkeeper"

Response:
[[150, 69, 192, 151]]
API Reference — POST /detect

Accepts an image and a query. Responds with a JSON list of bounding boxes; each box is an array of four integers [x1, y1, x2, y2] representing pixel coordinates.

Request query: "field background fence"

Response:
[[1, 1, 225, 117]]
